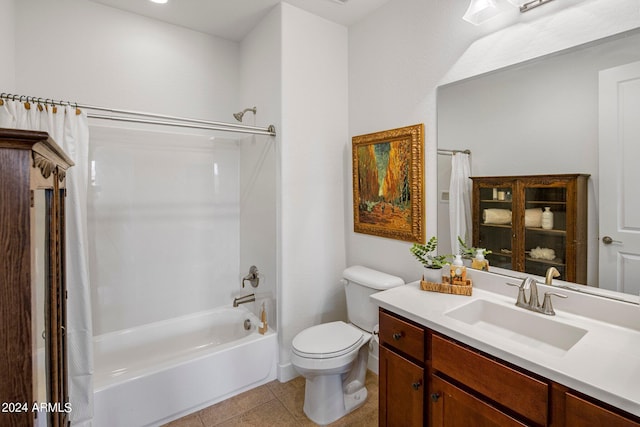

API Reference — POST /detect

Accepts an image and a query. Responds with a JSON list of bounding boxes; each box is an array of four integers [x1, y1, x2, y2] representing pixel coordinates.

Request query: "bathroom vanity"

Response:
[[374, 272, 640, 427], [0, 129, 73, 427]]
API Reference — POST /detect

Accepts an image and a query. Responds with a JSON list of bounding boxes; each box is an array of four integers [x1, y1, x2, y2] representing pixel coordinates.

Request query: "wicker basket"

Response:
[[420, 279, 472, 296]]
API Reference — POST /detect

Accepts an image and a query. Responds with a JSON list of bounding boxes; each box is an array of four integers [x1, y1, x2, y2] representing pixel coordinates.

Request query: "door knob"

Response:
[[602, 236, 622, 245]]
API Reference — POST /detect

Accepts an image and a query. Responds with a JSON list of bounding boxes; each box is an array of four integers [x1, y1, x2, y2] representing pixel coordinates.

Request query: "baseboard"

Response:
[[277, 362, 299, 383]]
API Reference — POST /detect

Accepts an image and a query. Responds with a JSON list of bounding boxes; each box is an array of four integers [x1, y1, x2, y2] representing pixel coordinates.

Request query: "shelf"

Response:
[[525, 227, 566, 236], [525, 256, 565, 267], [526, 200, 566, 205], [489, 252, 512, 259], [480, 224, 512, 229], [480, 199, 513, 203]]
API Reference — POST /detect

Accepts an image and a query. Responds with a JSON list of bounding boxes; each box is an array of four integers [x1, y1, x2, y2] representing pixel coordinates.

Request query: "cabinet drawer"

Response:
[[432, 334, 548, 426], [379, 310, 424, 361], [565, 392, 640, 427]]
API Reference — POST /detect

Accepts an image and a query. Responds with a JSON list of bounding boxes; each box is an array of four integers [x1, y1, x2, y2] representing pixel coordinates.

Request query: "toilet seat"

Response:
[[292, 321, 364, 359]]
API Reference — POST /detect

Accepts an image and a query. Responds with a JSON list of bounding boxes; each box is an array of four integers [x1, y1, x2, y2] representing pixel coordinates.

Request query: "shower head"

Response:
[[233, 106, 257, 122]]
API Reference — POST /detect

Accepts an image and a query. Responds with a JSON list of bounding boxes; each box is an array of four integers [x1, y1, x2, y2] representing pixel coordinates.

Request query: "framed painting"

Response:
[[352, 123, 425, 243]]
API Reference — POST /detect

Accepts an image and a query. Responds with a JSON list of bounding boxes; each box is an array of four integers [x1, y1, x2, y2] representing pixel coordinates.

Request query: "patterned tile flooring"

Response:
[[163, 371, 378, 427]]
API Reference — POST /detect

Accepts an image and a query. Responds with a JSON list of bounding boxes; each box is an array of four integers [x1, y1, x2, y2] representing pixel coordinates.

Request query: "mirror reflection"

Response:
[[437, 28, 640, 298]]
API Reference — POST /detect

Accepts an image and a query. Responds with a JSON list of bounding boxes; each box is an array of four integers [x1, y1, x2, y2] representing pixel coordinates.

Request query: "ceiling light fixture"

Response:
[[149, 0, 168, 4], [464, 0, 555, 25]]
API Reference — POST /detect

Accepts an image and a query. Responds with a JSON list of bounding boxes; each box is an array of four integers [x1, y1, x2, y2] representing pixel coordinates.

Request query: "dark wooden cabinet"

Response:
[[379, 308, 640, 427], [564, 391, 640, 427], [378, 310, 426, 427], [430, 375, 527, 427], [0, 129, 73, 427], [471, 174, 589, 284]]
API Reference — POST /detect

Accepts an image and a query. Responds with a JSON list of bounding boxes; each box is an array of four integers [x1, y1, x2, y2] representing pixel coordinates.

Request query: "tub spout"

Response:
[[233, 293, 255, 307]]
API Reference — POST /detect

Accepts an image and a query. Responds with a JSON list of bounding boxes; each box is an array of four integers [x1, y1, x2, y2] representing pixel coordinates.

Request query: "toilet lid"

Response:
[[292, 321, 364, 359]]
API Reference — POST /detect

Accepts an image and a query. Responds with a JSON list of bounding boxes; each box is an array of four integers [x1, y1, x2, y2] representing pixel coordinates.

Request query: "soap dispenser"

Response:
[[471, 249, 489, 271], [450, 254, 467, 283], [258, 302, 268, 335]]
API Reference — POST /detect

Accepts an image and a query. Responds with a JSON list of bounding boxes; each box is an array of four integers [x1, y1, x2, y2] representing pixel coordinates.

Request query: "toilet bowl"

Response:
[[290, 266, 404, 425]]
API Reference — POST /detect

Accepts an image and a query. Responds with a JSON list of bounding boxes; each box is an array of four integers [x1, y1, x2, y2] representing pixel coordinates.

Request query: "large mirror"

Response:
[[437, 28, 640, 299]]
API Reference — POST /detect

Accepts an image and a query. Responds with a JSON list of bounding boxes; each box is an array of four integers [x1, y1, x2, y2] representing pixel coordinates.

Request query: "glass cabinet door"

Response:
[[523, 185, 568, 279], [475, 182, 515, 270]]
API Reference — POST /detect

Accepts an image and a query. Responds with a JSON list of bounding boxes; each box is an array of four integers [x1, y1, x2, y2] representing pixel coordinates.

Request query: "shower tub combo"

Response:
[[92, 305, 277, 427]]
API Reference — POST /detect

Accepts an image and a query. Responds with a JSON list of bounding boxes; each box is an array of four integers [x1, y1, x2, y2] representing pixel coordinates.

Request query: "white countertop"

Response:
[[371, 274, 640, 417]]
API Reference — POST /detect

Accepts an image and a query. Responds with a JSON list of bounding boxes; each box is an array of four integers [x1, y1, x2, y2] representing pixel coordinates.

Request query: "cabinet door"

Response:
[[522, 180, 571, 281], [430, 375, 528, 427], [472, 179, 516, 271], [379, 346, 424, 427]]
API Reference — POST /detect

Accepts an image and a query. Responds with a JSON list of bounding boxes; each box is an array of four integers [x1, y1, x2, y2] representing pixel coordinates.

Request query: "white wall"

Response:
[[14, 0, 239, 120], [348, 1, 490, 282], [348, 0, 640, 285], [239, 6, 281, 331], [278, 3, 349, 380], [14, 0, 247, 333], [0, 0, 15, 91]]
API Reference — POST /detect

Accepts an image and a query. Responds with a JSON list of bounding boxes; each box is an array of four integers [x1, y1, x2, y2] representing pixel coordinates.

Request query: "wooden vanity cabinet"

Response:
[[379, 309, 426, 427], [471, 174, 589, 284], [0, 129, 73, 427], [379, 309, 640, 427]]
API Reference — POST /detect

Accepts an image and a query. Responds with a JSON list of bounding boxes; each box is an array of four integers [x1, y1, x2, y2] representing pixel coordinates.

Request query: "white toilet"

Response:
[[290, 266, 404, 425]]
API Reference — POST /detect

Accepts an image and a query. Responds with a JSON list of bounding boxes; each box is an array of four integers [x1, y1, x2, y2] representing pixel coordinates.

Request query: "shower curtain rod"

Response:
[[437, 148, 471, 155], [0, 92, 277, 137]]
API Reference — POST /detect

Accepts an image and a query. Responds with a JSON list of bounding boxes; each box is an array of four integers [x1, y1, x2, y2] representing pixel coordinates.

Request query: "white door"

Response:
[[598, 61, 640, 295]]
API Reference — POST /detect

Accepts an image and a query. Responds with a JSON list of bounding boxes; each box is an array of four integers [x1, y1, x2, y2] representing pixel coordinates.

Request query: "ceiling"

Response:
[[89, 0, 391, 42]]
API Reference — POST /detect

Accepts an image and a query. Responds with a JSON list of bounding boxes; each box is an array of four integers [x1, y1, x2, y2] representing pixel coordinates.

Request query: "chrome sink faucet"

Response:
[[507, 277, 567, 316], [233, 293, 255, 307]]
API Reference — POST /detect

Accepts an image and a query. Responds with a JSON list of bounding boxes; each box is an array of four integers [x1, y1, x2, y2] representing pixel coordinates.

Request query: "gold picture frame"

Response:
[[352, 123, 424, 243]]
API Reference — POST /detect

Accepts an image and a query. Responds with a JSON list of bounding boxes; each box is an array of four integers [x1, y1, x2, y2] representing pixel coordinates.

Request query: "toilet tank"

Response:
[[343, 266, 404, 332]]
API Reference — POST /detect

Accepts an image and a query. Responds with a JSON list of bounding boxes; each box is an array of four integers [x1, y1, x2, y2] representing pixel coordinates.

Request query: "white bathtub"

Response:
[[93, 305, 277, 427]]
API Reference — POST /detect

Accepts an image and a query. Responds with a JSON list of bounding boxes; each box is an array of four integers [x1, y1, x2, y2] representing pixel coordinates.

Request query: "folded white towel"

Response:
[[483, 208, 511, 225], [525, 208, 543, 228]]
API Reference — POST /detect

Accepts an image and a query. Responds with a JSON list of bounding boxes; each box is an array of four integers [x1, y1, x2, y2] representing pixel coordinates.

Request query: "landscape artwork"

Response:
[[352, 124, 424, 243]]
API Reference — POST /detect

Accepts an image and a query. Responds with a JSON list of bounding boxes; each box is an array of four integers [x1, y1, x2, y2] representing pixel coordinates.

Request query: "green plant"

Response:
[[410, 236, 450, 269], [457, 236, 492, 258]]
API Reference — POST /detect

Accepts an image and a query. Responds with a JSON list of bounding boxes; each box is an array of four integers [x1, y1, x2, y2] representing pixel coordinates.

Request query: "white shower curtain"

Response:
[[1, 100, 94, 426], [449, 153, 472, 255]]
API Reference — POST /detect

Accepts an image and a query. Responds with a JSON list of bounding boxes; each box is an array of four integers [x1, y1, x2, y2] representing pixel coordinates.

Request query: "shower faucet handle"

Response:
[[242, 265, 260, 288]]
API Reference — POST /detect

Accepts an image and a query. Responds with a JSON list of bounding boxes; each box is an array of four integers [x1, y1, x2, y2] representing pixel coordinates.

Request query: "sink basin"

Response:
[[445, 299, 587, 356]]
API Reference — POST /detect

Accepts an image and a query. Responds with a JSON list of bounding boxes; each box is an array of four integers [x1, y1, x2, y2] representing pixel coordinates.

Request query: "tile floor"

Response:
[[163, 371, 378, 427]]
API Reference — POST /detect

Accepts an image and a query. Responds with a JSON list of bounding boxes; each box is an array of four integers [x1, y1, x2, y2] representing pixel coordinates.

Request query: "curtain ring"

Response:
[[11, 94, 17, 101]]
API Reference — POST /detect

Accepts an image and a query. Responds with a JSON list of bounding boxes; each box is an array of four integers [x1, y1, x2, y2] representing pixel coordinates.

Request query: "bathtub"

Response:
[[92, 305, 277, 427]]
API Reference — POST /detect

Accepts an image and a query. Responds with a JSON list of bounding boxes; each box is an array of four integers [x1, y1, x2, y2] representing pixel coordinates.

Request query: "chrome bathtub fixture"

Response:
[[244, 318, 252, 331], [233, 107, 256, 122], [242, 265, 260, 288], [506, 277, 567, 316], [233, 293, 255, 308]]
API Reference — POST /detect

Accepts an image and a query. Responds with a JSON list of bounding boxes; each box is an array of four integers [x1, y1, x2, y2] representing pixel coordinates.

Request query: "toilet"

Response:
[[290, 266, 404, 425]]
